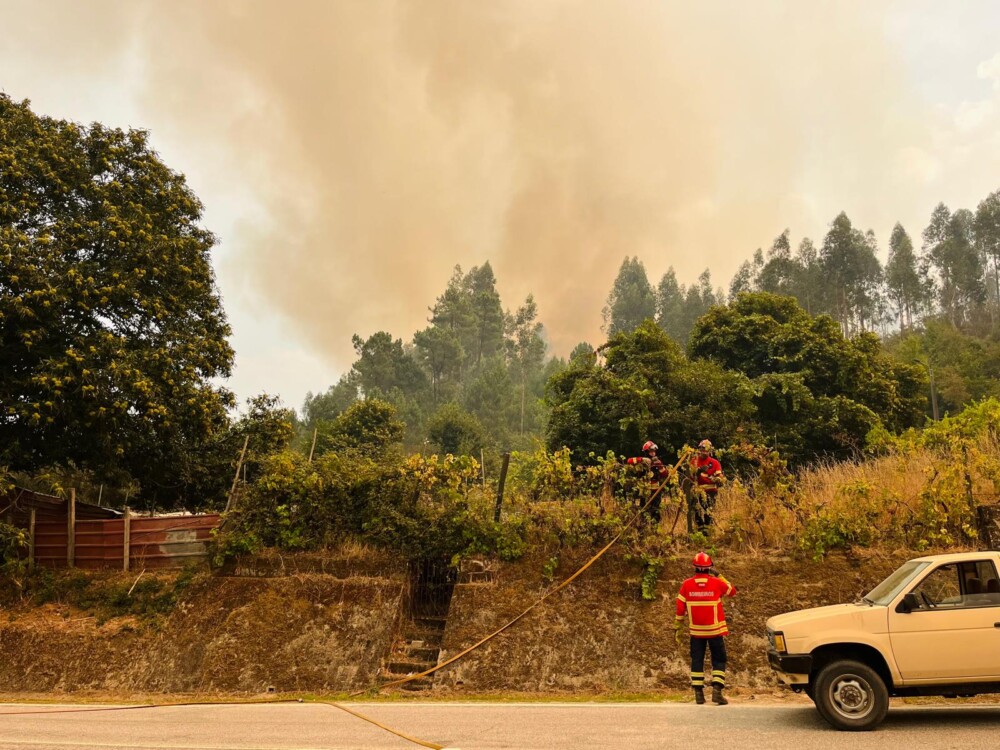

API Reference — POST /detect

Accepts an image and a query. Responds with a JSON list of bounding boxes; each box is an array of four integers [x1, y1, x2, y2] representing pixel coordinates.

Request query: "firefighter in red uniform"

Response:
[[675, 552, 736, 705], [689, 439, 724, 532], [626, 440, 670, 522]]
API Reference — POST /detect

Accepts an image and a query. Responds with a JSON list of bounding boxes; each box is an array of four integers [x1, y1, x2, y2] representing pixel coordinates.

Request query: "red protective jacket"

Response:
[[692, 455, 723, 491], [675, 574, 737, 638], [627, 455, 669, 486]]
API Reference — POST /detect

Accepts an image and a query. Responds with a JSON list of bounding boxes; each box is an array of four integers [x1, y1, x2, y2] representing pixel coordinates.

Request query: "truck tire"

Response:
[[813, 659, 889, 731]]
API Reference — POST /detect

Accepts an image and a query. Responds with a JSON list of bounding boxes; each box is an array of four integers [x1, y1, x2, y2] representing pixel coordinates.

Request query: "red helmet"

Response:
[[642, 441, 658, 452], [693, 552, 713, 569]]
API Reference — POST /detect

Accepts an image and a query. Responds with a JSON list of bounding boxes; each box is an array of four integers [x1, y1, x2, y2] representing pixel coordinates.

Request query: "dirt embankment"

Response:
[[0, 549, 916, 696], [437, 550, 912, 693], [0, 559, 405, 694]]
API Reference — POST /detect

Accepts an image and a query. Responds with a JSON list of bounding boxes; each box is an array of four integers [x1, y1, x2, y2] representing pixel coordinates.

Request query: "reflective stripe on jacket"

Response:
[[675, 574, 737, 638]]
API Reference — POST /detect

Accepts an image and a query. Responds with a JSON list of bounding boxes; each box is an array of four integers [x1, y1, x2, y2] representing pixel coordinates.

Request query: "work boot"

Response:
[[711, 685, 728, 705], [693, 687, 705, 705]]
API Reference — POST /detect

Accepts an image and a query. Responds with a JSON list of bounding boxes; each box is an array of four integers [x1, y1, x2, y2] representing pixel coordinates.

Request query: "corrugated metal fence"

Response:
[[3, 488, 220, 570]]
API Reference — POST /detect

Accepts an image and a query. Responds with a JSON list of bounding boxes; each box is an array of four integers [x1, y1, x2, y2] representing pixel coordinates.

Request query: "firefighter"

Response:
[[689, 439, 724, 532], [626, 440, 670, 522], [674, 552, 737, 705]]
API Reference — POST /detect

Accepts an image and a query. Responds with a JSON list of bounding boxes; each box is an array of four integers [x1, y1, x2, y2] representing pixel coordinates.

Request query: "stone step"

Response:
[[400, 679, 433, 691], [403, 646, 439, 661], [413, 615, 448, 629], [403, 628, 444, 648], [380, 669, 434, 690], [385, 659, 437, 674]]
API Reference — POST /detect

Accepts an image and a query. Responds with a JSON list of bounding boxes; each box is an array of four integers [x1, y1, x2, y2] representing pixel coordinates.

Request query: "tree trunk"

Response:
[[520, 378, 526, 436]]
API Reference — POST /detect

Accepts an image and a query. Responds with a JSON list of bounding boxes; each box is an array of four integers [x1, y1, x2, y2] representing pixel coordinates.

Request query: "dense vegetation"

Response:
[[3, 96, 1000, 572]]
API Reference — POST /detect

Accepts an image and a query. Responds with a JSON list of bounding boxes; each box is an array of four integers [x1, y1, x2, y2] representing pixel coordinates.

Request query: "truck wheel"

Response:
[[813, 660, 888, 731]]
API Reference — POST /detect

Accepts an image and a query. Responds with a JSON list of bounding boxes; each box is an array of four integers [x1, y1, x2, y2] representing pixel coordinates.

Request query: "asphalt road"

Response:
[[1, 701, 998, 750]]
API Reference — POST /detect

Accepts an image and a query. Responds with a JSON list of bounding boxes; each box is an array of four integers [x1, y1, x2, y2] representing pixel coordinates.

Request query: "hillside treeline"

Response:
[[2, 95, 1000, 514]]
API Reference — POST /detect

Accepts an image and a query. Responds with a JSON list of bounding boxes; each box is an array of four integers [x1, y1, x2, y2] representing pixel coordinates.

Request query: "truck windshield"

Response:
[[864, 561, 930, 606]]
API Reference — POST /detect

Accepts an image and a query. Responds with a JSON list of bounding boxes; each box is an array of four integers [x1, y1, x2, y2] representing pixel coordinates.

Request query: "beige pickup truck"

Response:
[[766, 550, 1000, 731]]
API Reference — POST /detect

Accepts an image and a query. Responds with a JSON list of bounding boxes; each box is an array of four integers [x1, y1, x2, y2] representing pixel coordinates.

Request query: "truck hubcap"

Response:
[[830, 675, 873, 718]]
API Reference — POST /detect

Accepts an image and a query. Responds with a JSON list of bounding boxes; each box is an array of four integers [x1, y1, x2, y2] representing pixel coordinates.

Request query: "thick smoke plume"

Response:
[[12, 0, 927, 366]]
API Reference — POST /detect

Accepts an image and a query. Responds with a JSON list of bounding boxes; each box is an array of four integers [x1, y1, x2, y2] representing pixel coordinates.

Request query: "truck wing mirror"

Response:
[[897, 592, 919, 614]]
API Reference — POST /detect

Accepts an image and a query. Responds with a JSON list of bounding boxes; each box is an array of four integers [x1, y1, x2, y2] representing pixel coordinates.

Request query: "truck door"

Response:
[[888, 560, 1000, 682]]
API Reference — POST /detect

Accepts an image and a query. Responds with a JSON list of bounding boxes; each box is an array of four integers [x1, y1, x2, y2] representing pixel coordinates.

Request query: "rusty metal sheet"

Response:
[[128, 515, 221, 569], [27, 514, 221, 570]]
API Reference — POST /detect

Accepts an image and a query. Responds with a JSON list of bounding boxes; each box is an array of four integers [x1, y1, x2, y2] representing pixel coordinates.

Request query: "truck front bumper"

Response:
[[767, 649, 812, 685]]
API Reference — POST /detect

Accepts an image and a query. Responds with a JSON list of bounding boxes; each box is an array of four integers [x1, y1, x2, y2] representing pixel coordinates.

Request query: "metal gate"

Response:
[[407, 558, 457, 618]]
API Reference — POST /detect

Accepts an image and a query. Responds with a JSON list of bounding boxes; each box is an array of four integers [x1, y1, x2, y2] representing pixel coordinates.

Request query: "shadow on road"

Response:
[[882, 707, 1000, 729], [767, 704, 1000, 733]]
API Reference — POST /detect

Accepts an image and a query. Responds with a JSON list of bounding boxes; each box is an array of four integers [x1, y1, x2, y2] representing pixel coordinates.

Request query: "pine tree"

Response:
[[974, 189, 1000, 324], [656, 267, 687, 342], [505, 295, 546, 436], [757, 230, 800, 298], [461, 262, 505, 367], [603, 256, 656, 336], [886, 223, 930, 330], [793, 237, 824, 315], [820, 212, 882, 334], [923, 203, 985, 327]]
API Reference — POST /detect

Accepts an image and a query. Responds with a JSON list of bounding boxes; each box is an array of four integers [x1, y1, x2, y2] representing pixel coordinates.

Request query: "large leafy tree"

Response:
[[547, 321, 758, 460], [603, 256, 656, 336], [314, 398, 405, 456], [689, 293, 926, 460], [0, 95, 234, 499]]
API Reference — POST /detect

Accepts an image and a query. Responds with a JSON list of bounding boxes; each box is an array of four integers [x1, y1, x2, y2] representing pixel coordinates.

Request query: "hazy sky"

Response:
[[3, 1, 999, 412]]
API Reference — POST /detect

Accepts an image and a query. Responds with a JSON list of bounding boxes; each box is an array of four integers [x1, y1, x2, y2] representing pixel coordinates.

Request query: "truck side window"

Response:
[[912, 561, 1000, 608], [910, 564, 961, 608], [965, 560, 1000, 605]]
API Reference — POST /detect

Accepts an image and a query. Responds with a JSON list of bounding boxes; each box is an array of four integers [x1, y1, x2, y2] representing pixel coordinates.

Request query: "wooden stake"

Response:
[[225, 435, 250, 513], [123, 507, 131, 572], [493, 452, 510, 522], [67, 488, 76, 568], [309, 427, 318, 463]]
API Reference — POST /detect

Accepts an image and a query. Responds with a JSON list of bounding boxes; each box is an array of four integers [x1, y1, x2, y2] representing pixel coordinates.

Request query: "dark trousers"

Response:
[[688, 489, 717, 532], [646, 491, 662, 523], [690, 635, 727, 688]]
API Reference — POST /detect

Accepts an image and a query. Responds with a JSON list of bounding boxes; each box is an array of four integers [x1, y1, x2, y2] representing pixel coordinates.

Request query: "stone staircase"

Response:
[[382, 614, 448, 691], [381, 558, 456, 691]]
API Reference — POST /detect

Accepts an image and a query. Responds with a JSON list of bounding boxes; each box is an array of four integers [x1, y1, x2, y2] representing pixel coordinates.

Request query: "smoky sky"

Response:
[[8, 0, 944, 369]]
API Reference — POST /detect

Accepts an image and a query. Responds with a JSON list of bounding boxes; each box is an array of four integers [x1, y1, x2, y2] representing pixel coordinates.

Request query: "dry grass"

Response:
[[714, 436, 1000, 556]]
